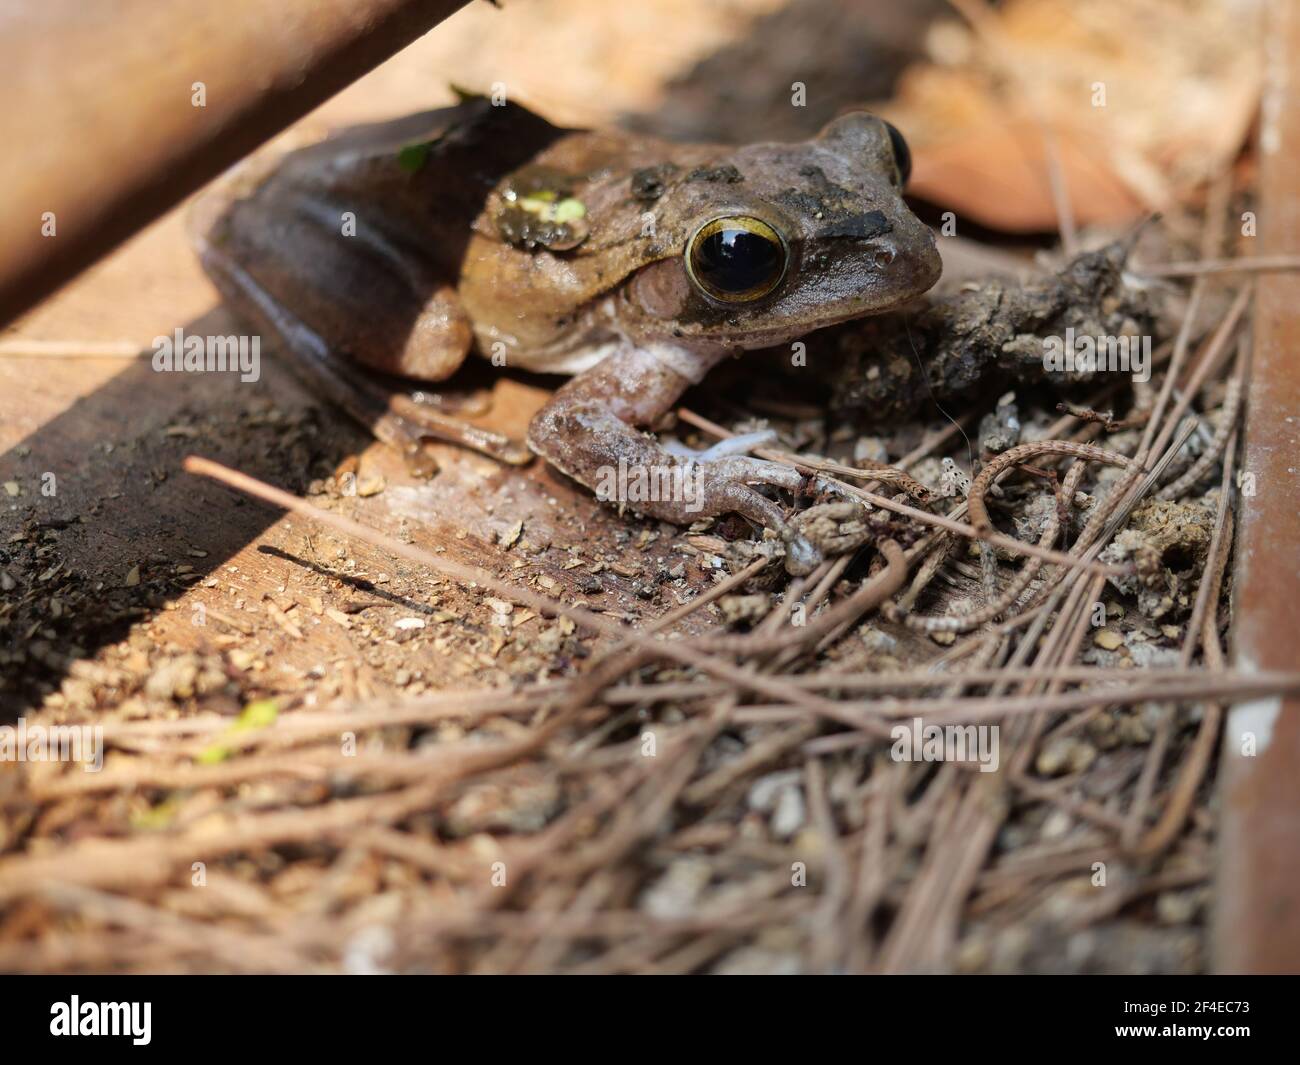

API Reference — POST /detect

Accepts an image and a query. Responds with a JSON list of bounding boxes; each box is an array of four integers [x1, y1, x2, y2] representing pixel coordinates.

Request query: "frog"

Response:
[[191, 97, 941, 572]]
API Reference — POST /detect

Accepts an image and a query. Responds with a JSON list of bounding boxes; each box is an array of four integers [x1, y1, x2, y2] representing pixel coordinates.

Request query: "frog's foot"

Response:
[[565, 429, 823, 574], [308, 358, 530, 474], [304, 361, 531, 476], [527, 346, 824, 574], [688, 454, 825, 575], [378, 387, 533, 470]]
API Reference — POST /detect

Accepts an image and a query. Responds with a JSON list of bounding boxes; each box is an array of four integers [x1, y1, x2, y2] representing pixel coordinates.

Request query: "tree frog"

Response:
[[192, 98, 940, 571]]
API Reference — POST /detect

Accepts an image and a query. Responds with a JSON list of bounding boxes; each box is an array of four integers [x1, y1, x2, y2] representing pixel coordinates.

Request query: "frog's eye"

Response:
[[685, 216, 787, 303], [883, 120, 912, 188]]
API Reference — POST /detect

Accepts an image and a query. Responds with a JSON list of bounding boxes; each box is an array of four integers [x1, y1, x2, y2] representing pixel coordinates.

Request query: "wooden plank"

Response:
[[0, 0, 469, 325], [1216, 0, 1300, 974]]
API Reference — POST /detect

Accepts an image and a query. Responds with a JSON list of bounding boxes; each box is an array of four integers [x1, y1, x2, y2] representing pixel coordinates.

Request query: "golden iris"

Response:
[[685, 216, 787, 303]]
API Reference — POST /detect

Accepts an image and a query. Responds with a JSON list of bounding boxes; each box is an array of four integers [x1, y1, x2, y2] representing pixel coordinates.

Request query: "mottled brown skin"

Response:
[[193, 98, 941, 569]]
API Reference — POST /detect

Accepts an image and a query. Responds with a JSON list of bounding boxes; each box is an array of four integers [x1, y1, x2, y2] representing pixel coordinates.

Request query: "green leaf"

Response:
[[233, 698, 279, 732], [397, 141, 431, 174], [195, 743, 230, 765], [195, 698, 279, 765]]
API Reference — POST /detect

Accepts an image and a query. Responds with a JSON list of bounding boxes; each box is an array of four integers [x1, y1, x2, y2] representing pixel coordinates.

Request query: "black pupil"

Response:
[[694, 227, 781, 294]]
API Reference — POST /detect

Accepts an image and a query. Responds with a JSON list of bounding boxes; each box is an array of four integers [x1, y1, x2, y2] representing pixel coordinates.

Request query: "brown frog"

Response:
[[192, 98, 940, 572]]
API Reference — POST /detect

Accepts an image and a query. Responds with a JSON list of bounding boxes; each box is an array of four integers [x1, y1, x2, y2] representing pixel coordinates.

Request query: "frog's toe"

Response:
[[692, 455, 798, 522], [699, 454, 804, 494], [663, 429, 777, 461], [694, 457, 826, 574], [378, 397, 533, 470]]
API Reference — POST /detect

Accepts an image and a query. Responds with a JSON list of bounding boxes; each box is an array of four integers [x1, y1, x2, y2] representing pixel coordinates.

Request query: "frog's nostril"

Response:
[[866, 239, 899, 270]]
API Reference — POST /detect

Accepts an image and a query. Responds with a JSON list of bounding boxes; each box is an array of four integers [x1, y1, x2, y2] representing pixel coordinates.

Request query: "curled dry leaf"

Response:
[[881, 0, 1262, 230]]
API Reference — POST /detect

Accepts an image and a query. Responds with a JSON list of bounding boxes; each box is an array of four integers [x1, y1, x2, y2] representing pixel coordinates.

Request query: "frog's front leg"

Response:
[[528, 344, 823, 573]]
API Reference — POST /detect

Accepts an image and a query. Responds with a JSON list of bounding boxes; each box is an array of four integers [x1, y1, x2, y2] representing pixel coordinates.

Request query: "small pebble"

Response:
[[1093, 628, 1123, 650]]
